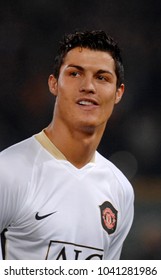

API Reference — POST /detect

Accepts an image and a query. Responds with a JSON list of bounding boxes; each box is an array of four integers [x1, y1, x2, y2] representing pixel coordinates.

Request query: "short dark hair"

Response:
[[52, 30, 124, 88]]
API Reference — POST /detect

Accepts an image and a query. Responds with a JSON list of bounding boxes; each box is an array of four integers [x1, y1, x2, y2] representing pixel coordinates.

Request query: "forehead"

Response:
[[62, 47, 115, 71]]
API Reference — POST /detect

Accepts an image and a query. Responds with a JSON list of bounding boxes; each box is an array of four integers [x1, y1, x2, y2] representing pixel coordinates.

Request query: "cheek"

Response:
[[103, 90, 117, 106], [57, 77, 73, 97], [102, 93, 116, 116], [56, 82, 67, 100], [55, 85, 73, 111]]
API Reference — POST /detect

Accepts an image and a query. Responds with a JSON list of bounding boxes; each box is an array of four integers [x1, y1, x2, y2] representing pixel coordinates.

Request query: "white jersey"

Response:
[[0, 132, 134, 260]]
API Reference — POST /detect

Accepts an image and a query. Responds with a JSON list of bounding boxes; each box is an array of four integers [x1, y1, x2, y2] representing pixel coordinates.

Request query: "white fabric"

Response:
[[0, 136, 134, 260]]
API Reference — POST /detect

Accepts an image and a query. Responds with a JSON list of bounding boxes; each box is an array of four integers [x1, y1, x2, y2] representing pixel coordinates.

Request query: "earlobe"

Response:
[[115, 84, 125, 104], [48, 74, 58, 96]]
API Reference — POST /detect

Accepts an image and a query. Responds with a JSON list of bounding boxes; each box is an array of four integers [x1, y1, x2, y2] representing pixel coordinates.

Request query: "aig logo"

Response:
[[45, 240, 104, 260]]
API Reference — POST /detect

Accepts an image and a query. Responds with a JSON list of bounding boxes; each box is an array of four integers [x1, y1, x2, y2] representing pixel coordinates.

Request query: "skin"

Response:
[[45, 47, 124, 168]]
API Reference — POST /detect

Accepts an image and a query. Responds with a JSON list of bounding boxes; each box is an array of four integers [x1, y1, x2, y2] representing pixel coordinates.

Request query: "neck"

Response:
[[45, 119, 105, 168]]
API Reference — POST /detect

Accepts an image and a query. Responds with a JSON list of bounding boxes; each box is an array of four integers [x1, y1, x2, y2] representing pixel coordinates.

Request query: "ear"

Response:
[[115, 83, 125, 104], [48, 74, 58, 97]]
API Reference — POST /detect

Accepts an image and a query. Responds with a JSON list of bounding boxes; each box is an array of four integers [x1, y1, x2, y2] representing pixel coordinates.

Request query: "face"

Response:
[[48, 47, 124, 134]]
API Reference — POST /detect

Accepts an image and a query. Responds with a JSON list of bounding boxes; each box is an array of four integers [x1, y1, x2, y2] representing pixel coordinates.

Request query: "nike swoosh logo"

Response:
[[35, 211, 57, 220]]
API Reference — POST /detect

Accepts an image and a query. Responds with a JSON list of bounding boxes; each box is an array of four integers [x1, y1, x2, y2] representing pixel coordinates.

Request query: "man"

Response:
[[0, 30, 134, 260]]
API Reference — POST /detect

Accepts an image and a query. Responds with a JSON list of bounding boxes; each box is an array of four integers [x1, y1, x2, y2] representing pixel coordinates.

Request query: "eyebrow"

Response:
[[96, 69, 113, 76], [67, 64, 84, 71], [67, 64, 114, 76]]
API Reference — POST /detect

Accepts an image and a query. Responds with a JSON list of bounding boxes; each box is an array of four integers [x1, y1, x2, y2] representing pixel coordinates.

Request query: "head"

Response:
[[52, 30, 124, 89], [48, 29, 125, 139]]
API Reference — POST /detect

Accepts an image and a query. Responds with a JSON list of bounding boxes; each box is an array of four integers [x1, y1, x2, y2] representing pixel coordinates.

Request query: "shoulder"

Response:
[[0, 136, 51, 212], [1, 136, 38, 167], [0, 136, 46, 183], [96, 151, 134, 198]]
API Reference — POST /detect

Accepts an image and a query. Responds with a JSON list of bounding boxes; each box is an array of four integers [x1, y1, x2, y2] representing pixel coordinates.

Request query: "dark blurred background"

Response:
[[0, 0, 161, 259]]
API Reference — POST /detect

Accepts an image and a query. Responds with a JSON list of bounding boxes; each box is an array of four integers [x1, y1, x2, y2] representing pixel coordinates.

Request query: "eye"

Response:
[[98, 75, 105, 80], [70, 71, 80, 77], [97, 74, 112, 83], [97, 75, 107, 81]]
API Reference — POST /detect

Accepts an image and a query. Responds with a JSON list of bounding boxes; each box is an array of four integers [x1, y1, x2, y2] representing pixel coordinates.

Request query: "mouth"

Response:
[[77, 98, 99, 106]]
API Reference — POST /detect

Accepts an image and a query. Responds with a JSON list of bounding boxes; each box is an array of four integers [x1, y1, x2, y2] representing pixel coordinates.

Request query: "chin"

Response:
[[78, 120, 104, 135], [80, 125, 96, 134]]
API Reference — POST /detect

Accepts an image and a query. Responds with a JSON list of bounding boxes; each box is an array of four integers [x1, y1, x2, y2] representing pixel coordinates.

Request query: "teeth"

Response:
[[78, 100, 94, 105]]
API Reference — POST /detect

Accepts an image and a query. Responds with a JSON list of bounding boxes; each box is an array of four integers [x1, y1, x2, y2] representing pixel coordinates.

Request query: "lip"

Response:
[[76, 97, 99, 107]]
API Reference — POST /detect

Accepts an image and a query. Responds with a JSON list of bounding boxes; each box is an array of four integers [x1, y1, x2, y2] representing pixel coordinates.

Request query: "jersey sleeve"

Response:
[[107, 178, 134, 259], [0, 164, 17, 233], [0, 236, 2, 260], [0, 149, 27, 234], [0, 157, 16, 259], [0, 139, 35, 234]]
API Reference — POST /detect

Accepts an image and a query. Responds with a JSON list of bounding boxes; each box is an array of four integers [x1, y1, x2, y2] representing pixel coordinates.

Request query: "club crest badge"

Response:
[[99, 201, 118, 234]]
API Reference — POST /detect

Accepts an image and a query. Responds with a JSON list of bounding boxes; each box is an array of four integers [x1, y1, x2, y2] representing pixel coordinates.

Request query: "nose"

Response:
[[79, 75, 96, 94]]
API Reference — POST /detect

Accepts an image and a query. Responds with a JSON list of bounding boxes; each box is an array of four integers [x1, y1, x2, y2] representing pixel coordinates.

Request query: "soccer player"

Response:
[[0, 30, 134, 260]]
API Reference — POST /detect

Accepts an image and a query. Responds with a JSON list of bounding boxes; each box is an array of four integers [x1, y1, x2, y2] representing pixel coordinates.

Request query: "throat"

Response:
[[44, 126, 97, 168], [61, 137, 96, 168]]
